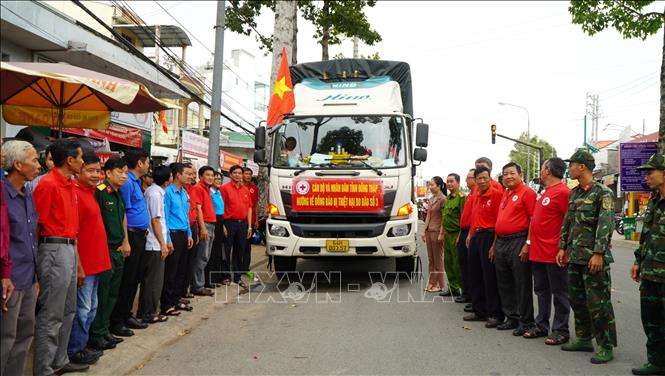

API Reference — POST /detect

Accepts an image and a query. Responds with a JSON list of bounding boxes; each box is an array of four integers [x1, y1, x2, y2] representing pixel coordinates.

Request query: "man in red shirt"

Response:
[[68, 152, 111, 365], [242, 167, 259, 275], [455, 169, 476, 305], [221, 165, 252, 288], [493, 162, 537, 335], [463, 166, 505, 327], [33, 139, 88, 375], [527, 157, 571, 344], [189, 166, 217, 296]]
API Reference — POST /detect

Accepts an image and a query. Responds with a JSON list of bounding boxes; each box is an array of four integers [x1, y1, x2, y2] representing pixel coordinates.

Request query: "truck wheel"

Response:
[[273, 256, 297, 278], [395, 256, 415, 278]]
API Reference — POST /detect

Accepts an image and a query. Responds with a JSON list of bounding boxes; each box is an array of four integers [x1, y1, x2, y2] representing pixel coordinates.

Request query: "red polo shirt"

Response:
[[75, 182, 111, 275], [221, 182, 251, 220], [530, 182, 570, 263], [33, 168, 78, 238], [246, 182, 259, 223], [470, 185, 503, 231], [189, 181, 216, 223], [460, 186, 477, 229], [495, 182, 536, 236]]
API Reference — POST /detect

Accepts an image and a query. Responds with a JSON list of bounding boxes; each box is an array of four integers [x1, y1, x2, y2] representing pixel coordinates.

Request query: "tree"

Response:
[[569, 1, 665, 153], [508, 132, 558, 183], [225, 0, 381, 61]]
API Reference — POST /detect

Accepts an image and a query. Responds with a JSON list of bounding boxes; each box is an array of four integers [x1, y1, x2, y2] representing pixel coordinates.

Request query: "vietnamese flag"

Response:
[[266, 48, 295, 127]]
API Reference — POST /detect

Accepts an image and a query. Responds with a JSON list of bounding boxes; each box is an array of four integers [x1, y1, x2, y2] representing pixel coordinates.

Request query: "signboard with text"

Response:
[[620, 142, 658, 192], [219, 150, 243, 171], [111, 112, 152, 131], [292, 179, 384, 212], [182, 130, 209, 159], [63, 123, 143, 148]]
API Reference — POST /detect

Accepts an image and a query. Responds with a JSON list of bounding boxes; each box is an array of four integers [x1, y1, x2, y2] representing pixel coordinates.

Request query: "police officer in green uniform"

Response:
[[88, 158, 130, 350], [630, 153, 665, 376], [556, 150, 617, 364], [440, 173, 466, 297]]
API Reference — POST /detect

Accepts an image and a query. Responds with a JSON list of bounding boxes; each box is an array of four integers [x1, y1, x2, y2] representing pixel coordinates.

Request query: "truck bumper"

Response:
[[266, 216, 417, 257]]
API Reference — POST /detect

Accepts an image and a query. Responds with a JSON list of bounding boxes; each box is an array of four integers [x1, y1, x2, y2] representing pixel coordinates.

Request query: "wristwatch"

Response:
[[525, 239, 531, 246]]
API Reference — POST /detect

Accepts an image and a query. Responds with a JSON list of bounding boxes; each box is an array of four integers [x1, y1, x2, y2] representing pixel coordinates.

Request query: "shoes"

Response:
[[464, 304, 474, 313], [179, 298, 191, 305], [454, 296, 470, 303], [83, 347, 103, 358], [561, 338, 594, 352], [438, 290, 452, 297], [590, 348, 614, 364], [184, 292, 195, 299], [104, 334, 123, 344], [69, 349, 100, 365], [192, 288, 214, 296], [54, 362, 90, 375], [110, 325, 135, 337], [496, 319, 518, 331], [485, 317, 503, 328], [463, 313, 487, 322], [513, 324, 531, 337], [631, 363, 665, 375], [126, 316, 149, 329], [88, 338, 116, 350]]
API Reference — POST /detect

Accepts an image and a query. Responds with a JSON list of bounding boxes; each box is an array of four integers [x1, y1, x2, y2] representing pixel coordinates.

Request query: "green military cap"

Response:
[[636, 153, 665, 170], [565, 149, 595, 170]]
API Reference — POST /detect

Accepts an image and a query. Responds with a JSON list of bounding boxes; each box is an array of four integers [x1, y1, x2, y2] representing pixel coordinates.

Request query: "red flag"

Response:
[[159, 110, 168, 133], [266, 48, 295, 127]]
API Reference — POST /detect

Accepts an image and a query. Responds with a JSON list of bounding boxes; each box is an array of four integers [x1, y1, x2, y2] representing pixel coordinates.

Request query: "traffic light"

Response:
[[491, 124, 496, 144]]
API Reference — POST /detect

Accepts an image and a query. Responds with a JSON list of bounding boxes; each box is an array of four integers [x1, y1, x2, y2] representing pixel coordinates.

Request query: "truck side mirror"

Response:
[[254, 126, 266, 150], [254, 149, 266, 164], [416, 123, 429, 147], [414, 148, 427, 162]]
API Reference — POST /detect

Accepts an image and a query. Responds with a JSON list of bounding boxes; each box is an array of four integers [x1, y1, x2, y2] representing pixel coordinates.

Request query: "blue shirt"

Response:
[[210, 187, 224, 215], [2, 176, 38, 290], [164, 183, 192, 238], [120, 171, 150, 230]]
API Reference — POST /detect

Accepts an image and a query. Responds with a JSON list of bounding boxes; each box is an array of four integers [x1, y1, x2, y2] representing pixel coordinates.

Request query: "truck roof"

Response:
[[290, 59, 413, 116]]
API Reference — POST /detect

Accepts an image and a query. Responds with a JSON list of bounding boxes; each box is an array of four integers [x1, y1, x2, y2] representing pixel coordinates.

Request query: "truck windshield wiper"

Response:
[[355, 159, 383, 176], [293, 167, 308, 176]]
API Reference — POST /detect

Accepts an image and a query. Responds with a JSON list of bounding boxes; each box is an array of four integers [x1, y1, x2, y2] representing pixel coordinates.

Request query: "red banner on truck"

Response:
[[292, 179, 384, 212]]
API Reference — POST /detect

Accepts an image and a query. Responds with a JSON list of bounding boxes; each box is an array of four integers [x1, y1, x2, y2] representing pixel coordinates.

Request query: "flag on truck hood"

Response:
[[267, 48, 295, 127]]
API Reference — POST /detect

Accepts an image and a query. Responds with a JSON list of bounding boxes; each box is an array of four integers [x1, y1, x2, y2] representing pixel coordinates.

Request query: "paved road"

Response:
[[134, 232, 645, 375]]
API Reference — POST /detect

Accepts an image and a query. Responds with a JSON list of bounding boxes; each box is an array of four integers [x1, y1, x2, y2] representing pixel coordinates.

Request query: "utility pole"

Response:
[[208, 0, 226, 169], [353, 36, 359, 58], [586, 92, 600, 143]]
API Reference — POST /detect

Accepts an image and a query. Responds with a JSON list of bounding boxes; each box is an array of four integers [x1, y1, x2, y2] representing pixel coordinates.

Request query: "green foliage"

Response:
[[569, 0, 664, 40], [225, 0, 381, 55], [333, 51, 381, 60], [508, 132, 558, 183]]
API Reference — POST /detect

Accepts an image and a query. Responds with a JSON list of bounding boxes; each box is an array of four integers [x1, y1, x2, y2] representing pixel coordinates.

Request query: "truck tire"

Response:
[[395, 256, 415, 278], [273, 256, 297, 278]]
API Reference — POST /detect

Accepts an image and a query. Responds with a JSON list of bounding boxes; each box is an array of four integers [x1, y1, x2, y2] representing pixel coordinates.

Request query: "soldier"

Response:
[[440, 173, 466, 297], [556, 150, 616, 364], [630, 153, 665, 376]]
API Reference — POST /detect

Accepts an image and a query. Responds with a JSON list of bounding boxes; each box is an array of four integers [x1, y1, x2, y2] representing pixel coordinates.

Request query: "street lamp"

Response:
[[499, 101, 531, 180]]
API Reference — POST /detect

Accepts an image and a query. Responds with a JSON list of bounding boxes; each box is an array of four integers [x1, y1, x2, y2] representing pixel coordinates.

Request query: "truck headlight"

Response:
[[388, 224, 411, 237], [269, 224, 288, 237]]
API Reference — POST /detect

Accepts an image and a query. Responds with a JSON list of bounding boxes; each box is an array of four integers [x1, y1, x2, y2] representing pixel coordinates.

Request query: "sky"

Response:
[[126, 0, 663, 179]]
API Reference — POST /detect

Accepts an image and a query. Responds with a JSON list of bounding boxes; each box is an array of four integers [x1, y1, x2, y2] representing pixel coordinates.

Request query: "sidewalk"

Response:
[[612, 232, 639, 250], [24, 244, 269, 376]]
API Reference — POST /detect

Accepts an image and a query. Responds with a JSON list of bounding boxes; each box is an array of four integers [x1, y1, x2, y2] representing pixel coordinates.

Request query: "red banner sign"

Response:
[[219, 150, 243, 172], [62, 123, 143, 148], [292, 179, 384, 212]]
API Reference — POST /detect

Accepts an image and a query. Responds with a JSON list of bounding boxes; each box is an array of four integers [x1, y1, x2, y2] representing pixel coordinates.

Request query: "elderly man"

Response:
[[0, 140, 41, 376]]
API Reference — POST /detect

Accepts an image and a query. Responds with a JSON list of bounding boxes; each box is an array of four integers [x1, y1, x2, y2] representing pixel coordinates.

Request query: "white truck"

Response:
[[253, 59, 429, 276]]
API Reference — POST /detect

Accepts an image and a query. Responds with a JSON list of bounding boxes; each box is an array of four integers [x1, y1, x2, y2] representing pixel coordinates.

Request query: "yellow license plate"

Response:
[[326, 240, 349, 253]]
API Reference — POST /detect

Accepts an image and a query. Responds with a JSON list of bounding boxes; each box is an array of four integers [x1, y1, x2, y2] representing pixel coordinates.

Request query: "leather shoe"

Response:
[[88, 338, 116, 350], [69, 350, 100, 365], [485, 317, 503, 328], [454, 296, 470, 303], [110, 325, 134, 337], [463, 305, 474, 313], [497, 319, 519, 331], [83, 347, 103, 358], [438, 290, 452, 297], [126, 316, 148, 329], [513, 324, 531, 337], [105, 334, 123, 344], [463, 313, 487, 321], [192, 288, 214, 296], [54, 362, 90, 375]]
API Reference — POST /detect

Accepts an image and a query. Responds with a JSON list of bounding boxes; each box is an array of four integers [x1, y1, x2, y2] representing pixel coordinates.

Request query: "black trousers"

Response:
[[495, 233, 534, 326], [457, 228, 471, 299], [137, 251, 164, 320], [224, 220, 248, 283], [242, 224, 255, 272], [468, 230, 504, 320], [111, 230, 146, 325], [181, 224, 197, 296], [162, 230, 186, 310], [532, 261, 570, 334], [205, 216, 225, 286]]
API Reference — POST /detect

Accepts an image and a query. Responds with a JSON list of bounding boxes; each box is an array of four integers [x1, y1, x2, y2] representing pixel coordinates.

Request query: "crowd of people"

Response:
[[0, 138, 259, 375], [422, 152, 664, 375]]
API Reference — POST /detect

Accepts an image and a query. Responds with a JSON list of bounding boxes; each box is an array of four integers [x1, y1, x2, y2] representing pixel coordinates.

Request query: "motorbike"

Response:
[[614, 214, 624, 235], [255, 214, 268, 245]]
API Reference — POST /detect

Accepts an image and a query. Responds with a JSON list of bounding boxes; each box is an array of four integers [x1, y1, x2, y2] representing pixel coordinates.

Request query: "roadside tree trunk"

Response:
[[321, 1, 330, 61]]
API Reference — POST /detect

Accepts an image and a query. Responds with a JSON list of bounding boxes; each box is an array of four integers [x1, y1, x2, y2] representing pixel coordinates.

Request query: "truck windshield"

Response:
[[273, 115, 407, 169]]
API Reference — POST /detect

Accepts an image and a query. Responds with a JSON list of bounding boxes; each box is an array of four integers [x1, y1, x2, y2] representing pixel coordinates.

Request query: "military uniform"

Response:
[[442, 190, 466, 295], [633, 153, 665, 373], [559, 150, 617, 356], [88, 180, 126, 347]]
